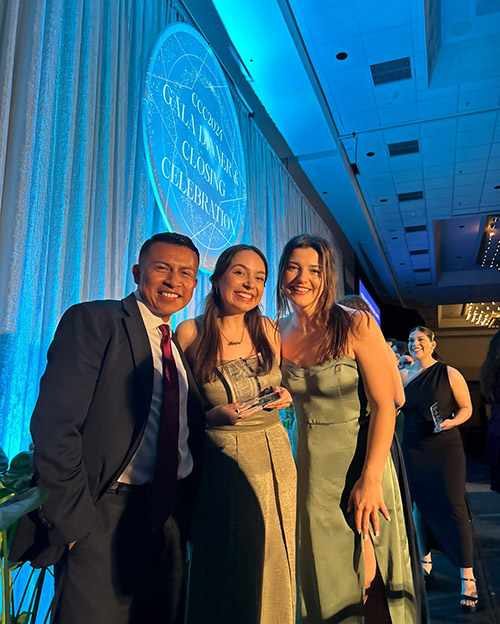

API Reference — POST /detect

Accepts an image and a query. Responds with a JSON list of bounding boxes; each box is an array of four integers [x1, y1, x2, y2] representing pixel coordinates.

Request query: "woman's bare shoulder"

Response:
[[175, 318, 199, 350]]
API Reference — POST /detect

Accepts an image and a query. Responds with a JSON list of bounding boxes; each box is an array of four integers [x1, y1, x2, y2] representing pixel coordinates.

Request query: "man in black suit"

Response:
[[11, 232, 206, 624]]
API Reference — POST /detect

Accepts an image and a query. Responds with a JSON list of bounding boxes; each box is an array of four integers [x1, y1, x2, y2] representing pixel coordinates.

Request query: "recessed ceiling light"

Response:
[[380, 198, 388, 203], [336, 52, 348, 60], [366, 151, 375, 157], [392, 237, 398, 240]]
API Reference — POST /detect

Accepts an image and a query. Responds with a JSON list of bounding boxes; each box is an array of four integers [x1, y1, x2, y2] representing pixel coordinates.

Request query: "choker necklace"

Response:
[[219, 322, 245, 346]]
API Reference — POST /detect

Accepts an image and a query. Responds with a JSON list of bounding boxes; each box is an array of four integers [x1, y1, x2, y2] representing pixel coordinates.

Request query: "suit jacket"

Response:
[[10, 293, 205, 567]]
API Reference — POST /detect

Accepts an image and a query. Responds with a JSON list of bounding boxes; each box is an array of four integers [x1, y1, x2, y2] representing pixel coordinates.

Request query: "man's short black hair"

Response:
[[138, 232, 200, 263]]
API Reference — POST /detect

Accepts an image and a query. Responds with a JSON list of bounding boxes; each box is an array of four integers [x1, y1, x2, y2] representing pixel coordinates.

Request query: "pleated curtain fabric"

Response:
[[0, 0, 344, 457]]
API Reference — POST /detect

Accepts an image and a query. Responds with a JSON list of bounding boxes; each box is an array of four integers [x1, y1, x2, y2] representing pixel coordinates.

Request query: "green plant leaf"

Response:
[[0, 489, 14, 504], [0, 447, 9, 475], [1, 452, 34, 494], [0, 487, 47, 532]]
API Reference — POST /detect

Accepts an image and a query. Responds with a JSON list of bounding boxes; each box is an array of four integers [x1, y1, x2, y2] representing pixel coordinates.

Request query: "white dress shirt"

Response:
[[118, 292, 193, 484]]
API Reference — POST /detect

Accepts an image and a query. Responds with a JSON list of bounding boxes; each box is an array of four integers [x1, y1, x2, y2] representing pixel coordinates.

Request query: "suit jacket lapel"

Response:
[[122, 293, 154, 412]]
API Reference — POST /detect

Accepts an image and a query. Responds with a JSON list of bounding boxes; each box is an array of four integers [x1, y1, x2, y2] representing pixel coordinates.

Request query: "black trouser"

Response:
[[51, 485, 187, 624]]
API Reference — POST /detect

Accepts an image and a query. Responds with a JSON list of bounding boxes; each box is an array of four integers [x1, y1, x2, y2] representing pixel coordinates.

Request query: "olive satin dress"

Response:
[[282, 355, 417, 624], [185, 356, 296, 624]]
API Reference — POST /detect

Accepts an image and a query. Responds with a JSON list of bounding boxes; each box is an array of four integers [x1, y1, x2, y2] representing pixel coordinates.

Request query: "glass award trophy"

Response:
[[429, 402, 443, 433], [243, 387, 280, 412]]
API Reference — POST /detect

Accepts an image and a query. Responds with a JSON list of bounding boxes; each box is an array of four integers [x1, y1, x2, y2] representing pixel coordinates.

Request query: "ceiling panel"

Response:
[[457, 110, 497, 131], [456, 144, 491, 160], [212, 0, 500, 311], [417, 96, 458, 117], [302, 4, 360, 45], [355, 0, 412, 32], [421, 150, 455, 165], [362, 26, 414, 63]]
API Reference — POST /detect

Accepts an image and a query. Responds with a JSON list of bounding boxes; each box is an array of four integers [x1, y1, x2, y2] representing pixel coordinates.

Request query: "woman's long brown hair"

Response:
[[276, 234, 356, 362], [192, 245, 275, 384]]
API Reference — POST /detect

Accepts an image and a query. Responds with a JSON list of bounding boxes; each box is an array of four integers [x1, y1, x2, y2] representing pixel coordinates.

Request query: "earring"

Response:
[[215, 286, 219, 295]]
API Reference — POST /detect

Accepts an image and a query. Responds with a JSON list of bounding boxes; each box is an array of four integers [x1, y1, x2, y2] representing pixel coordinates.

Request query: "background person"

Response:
[[176, 244, 296, 624], [399, 326, 477, 612], [10, 233, 205, 624], [480, 329, 500, 494], [279, 235, 418, 624], [392, 340, 409, 361], [399, 352, 415, 370]]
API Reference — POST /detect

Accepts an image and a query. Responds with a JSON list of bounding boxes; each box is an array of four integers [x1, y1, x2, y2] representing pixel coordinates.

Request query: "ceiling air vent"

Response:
[[398, 190, 424, 202], [476, 0, 500, 17], [388, 140, 419, 156], [416, 283, 432, 287], [370, 57, 412, 85], [413, 268, 430, 273], [405, 225, 427, 233], [410, 249, 428, 256]]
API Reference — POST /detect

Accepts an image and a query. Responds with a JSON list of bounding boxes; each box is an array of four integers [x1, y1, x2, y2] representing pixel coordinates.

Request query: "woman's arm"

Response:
[[263, 317, 282, 361], [399, 368, 410, 386], [439, 366, 472, 430], [262, 317, 293, 410], [347, 312, 395, 538], [175, 319, 199, 364], [387, 343, 405, 409]]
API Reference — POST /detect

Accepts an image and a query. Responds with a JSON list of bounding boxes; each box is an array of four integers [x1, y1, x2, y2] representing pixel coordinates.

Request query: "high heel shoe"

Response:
[[460, 577, 478, 613], [421, 559, 435, 589]]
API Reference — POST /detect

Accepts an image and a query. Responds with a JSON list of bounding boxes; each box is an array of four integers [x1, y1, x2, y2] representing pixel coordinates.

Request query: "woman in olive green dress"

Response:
[[177, 244, 296, 624], [278, 235, 418, 623]]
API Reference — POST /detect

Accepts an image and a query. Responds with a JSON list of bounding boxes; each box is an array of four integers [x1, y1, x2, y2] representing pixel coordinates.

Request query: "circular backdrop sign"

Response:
[[142, 23, 247, 272]]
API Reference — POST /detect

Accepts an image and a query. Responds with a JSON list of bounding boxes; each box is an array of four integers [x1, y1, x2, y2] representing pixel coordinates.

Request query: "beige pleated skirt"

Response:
[[185, 411, 297, 624]]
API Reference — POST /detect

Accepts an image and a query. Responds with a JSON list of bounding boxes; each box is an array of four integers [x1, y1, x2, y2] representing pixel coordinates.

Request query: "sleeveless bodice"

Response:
[[201, 355, 282, 431], [282, 354, 369, 426], [401, 361, 459, 442]]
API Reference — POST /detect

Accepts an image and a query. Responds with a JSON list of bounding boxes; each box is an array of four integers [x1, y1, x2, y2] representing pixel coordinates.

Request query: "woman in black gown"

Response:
[[400, 326, 477, 612]]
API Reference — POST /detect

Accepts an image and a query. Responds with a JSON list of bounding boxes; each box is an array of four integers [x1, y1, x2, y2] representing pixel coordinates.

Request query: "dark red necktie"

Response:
[[151, 324, 180, 530]]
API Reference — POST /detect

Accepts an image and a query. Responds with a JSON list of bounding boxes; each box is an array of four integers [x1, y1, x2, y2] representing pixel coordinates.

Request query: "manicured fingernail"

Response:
[[363, 534, 368, 541], [375, 531, 379, 537]]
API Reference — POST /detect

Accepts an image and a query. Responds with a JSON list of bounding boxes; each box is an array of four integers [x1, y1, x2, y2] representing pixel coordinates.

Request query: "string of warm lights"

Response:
[[480, 215, 499, 270], [465, 302, 500, 327]]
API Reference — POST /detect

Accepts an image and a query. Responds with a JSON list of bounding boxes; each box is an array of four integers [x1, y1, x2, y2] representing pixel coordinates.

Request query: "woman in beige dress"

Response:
[[177, 244, 296, 624]]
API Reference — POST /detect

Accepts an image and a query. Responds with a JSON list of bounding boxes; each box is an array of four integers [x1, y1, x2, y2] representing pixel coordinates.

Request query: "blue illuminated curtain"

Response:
[[0, 0, 343, 457]]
